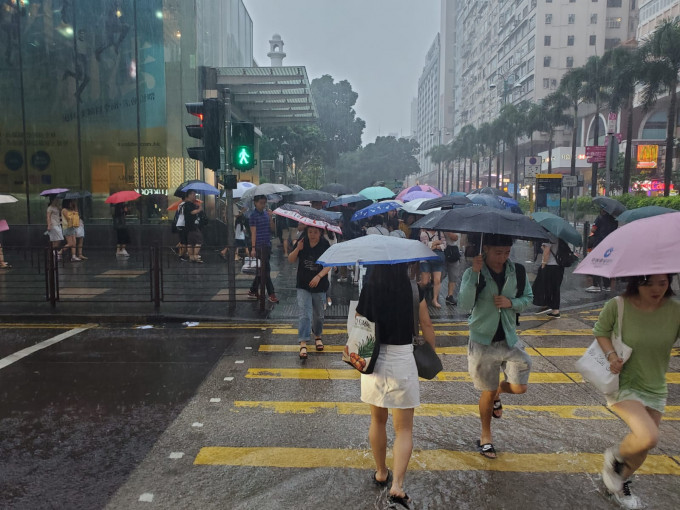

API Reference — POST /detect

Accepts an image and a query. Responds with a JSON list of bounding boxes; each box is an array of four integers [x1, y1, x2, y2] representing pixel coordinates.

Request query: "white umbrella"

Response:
[[241, 183, 292, 200], [232, 181, 257, 198], [0, 194, 19, 204], [316, 235, 438, 267], [401, 197, 440, 216]]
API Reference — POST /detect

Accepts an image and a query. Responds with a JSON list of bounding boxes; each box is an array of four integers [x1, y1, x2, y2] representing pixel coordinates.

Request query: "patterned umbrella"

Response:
[[351, 200, 403, 222], [273, 203, 342, 235]]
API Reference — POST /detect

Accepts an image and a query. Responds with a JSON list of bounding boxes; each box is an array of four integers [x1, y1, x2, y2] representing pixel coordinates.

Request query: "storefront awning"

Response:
[[215, 66, 318, 127]]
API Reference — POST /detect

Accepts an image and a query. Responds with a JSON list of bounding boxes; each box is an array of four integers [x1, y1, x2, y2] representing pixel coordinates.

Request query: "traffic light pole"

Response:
[[222, 88, 236, 306]]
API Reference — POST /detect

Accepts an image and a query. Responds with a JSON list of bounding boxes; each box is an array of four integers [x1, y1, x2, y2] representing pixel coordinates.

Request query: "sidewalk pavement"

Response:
[[0, 240, 612, 323]]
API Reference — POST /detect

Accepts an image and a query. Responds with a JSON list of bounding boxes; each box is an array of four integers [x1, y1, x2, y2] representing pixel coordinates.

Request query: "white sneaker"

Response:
[[71, 256, 81, 262], [611, 481, 643, 509], [602, 448, 624, 494], [586, 286, 602, 293]]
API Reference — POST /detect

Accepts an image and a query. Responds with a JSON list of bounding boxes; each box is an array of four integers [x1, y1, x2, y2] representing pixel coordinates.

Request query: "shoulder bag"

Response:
[[410, 281, 442, 379], [575, 296, 632, 394]]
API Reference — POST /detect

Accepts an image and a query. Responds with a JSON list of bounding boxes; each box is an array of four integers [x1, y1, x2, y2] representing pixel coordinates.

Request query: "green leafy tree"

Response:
[[498, 104, 525, 199], [311, 75, 366, 167], [639, 19, 680, 197], [456, 125, 477, 192], [581, 56, 610, 196], [259, 125, 325, 185], [559, 67, 588, 189], [540, 92, 572, 173], [426, 144, 449, 191]]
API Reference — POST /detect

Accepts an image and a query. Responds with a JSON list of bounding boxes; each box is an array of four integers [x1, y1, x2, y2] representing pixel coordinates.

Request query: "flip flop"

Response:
[[476, 439, 497, 459], [492, 399, 503, 419], [314, 338, 324, 351], [299, 346, 308, 360], [387, 493, 411, 509], [371, 469, 391, 487]]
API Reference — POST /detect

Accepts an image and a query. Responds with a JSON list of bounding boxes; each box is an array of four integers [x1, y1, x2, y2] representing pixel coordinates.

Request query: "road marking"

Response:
[[235, 360, 244, 364], [192, 422, 203, 428], [138, 493, 154, 502], [270, 328, 594, 336], [0, 323, 92, 329], [245, 369, 581, 383], [210, 398, 221, 403], [0, 325, 95, 371], [169, 452, 184, 459], [193, 447, 680, 475], [224, 377, 234, 381]]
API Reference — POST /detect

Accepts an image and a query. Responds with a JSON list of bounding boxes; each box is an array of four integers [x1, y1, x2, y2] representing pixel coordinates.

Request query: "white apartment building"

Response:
[[639, 0, 680, 39], [415, 34, 441, 177], [439, 0, 458, 142], [454, 0, 636, 131]]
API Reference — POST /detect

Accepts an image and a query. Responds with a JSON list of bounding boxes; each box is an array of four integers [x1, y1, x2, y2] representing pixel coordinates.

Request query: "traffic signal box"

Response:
[[231, 122, 255, 171], [185, 98, 222, 170]]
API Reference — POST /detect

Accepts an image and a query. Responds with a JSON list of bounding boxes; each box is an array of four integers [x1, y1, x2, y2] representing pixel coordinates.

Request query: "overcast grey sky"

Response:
[[242, 0, 440, 145]]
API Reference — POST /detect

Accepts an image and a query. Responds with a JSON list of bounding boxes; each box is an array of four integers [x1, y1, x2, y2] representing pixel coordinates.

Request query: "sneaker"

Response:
[[268, 294, 279, 303], [585, 286, 602, 293], [78, 255, 88, 260], [445, 295, 457, 306], [546, 312, 560, 318], [602, 447, 625, 495], [71, 256, 82, 262], [536, 307, 551, 314], [611, 481, 643, 509], [247, 290, 258, 300]]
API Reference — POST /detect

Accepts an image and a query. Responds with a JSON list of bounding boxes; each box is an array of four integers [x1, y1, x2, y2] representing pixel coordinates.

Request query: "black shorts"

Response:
[[188, 230, 203, 246], [116, 228, 130, 245], [177, 227, 188, 245]]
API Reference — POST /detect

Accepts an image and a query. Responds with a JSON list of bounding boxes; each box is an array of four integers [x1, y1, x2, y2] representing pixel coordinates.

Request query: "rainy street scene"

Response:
[[1, 1, 680, 509]]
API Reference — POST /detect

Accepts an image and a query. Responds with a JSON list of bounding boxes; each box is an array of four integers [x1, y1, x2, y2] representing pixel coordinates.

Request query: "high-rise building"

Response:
[[638, 0, 680, 39], [415, 34, 440, 178]]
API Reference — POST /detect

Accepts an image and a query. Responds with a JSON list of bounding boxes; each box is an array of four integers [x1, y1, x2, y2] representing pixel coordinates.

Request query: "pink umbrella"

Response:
[[401, 190, 439, 202], [396, 185, 442, 201], [105, 190, 142, 204], [574, 212, 680, 278]]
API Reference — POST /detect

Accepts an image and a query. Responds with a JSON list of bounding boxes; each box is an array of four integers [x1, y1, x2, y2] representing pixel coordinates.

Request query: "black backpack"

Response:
[[474, 262, 526, 326], [552, 239, 579, 268]]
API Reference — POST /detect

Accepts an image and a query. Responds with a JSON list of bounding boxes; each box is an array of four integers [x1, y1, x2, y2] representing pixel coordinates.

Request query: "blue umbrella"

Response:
[[182, 182, 220, 195], [467, 194, 504, 209], [317, 236, 438, 266], [497, 196, 523, 214], [351, 200, 403, 222]]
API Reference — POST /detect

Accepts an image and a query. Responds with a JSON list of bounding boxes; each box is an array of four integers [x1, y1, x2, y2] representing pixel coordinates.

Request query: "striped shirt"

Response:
[[249, 208, 271, 247]]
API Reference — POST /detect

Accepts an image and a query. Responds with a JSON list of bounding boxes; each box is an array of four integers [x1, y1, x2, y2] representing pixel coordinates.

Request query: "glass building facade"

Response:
[[0, 0, 252, 225]]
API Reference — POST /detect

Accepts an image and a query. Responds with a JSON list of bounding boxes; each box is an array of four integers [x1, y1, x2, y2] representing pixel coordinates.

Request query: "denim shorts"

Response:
[[467, 339, 532, 391], [421, 251, 445, 273]]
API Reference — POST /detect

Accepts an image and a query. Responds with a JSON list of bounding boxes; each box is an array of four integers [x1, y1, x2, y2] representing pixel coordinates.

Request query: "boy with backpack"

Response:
[[458, 234, 533, 460]]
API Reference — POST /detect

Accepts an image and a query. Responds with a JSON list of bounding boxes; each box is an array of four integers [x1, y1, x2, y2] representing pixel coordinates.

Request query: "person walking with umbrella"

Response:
[[287, 225, 332, 359], [458, 234, 533, 459], [61, 199, 81, 262], [586, 209, 618, 293], [248, 195, 278, 303], [46, 195, 65, 258], [183, 190, 204, 263], [113, 203, 130, 257]]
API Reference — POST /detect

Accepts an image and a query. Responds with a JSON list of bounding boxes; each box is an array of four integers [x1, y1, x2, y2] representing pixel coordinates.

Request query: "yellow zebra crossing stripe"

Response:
[[194, 447, 680, 475], [231, 401, 680, 421]]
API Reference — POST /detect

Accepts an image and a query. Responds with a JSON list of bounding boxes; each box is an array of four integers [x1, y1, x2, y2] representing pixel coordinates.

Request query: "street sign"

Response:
[[524, 177, 536, 186], [524, 156, 541, 178], [562, 175, 578, 187], [587, 156, 606, 164], [585, 145, 607, 157], [608, 112, 618, 134]]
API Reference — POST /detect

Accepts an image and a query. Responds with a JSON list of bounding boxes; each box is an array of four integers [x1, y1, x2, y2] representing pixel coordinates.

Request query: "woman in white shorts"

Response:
[[357, 263, 434, 510]]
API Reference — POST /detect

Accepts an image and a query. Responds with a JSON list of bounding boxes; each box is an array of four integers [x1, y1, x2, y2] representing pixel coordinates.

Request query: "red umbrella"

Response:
[[105, 190, 141, 204], [168, 199, 201, 211]]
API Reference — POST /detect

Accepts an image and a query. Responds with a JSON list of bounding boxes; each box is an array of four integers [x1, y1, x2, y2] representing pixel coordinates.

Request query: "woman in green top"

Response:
[[593, 274, 680, 510]]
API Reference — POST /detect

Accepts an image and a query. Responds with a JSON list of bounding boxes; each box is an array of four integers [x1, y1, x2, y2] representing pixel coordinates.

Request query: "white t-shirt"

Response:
[[366, 225, 389, 236], [176, 203, 186, 228]]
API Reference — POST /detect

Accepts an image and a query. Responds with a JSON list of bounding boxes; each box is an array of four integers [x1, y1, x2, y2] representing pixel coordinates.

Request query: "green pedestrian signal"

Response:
[[231, 122, 255, 171]]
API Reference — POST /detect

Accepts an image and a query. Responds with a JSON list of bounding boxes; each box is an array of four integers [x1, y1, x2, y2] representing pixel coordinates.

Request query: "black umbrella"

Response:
[[174, 179, 203, 198], [469, 187, 512, 198], [417, 195, 471, 210], [321, 183, 351, 195], [592, 196, 626, 218], [57, 190, 92, 199], [411, 206, 550, 241], [287, 189, 336, 203]]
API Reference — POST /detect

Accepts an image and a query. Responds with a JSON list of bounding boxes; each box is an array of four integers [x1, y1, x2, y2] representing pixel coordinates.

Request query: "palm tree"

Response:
[[603, 46, 644, 194], [581, 55, 611, 196], [491, 117, 505, 188], [640, 19, 680, 197], [477, 122, 494, 188], [558, 67, 588, 190], [541, 91, 572, 173], [498, 104, 525, 199], [426, 144, 449, 190], [457, 125, 477, 192]]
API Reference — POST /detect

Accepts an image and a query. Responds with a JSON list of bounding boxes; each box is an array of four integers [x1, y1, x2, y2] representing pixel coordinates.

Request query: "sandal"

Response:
[[299, 346, 308, 360], [476, 440, 497, 459], [492, 399, 503, 419], [0, 263, 11, 269], [314, 338, 324, 351], [387, 493, 411, 509], [372, 469, 391, 487]]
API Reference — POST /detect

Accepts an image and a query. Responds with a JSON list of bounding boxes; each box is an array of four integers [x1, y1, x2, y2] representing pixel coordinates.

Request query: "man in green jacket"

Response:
[[458, 234, 533, 459]]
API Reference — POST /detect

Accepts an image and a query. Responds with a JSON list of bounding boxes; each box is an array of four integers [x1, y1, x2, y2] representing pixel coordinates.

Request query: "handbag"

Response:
[[241, 256, 260, 274], [410, 281, 442, 380], [575, 296, 632, 394], [444, 245, 461, 263], [343, 303, 379, 374]]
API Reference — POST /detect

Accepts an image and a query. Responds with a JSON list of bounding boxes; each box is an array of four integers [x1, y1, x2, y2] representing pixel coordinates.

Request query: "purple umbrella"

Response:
[[401, 190, 439, 202], [40, 188, 69, 196]]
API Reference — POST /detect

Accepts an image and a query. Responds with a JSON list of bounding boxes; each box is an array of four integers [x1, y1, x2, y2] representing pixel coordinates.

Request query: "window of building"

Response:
[[591, 14, 598, 24], [607, 17, 622, 28], [528, 35, 535, 51], [551, 79, 558, 88], [544, 35, 551, 46], [566, 56, 574, 68], [544, 55, 551, 67], [605, 38, 621, 50], [590, 35, 597, 46], [543, 78, 550, 88], [607, 0, 622, 6], [528, 56, 535, 71], [567, 35, 574, 46], [545, 13, 552, 24], [568, 14, 575, 24]]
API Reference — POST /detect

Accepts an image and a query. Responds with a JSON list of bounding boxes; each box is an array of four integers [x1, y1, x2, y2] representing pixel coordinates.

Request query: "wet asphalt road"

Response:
[[0, 311, 679, 510]]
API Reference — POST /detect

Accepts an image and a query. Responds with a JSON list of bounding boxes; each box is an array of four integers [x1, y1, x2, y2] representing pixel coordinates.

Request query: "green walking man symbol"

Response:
[[238, 147, 250, 165]]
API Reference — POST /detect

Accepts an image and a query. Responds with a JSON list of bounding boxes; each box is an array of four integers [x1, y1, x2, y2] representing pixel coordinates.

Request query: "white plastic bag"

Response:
[[343, 313, 378, 374], [575, 296, 632, 394], [241, 256, 260, 274]]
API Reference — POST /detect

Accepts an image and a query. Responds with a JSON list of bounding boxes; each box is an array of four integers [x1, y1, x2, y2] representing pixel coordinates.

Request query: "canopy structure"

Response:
[[214, 66, 318, 127]]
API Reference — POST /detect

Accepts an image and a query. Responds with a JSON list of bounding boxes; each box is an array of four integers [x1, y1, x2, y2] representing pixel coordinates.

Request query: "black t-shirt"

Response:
[[183, 201, 198, 231], [294, 237, 330, 292], [488, 265, 507, 343], [356, 277, 416, 345]]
